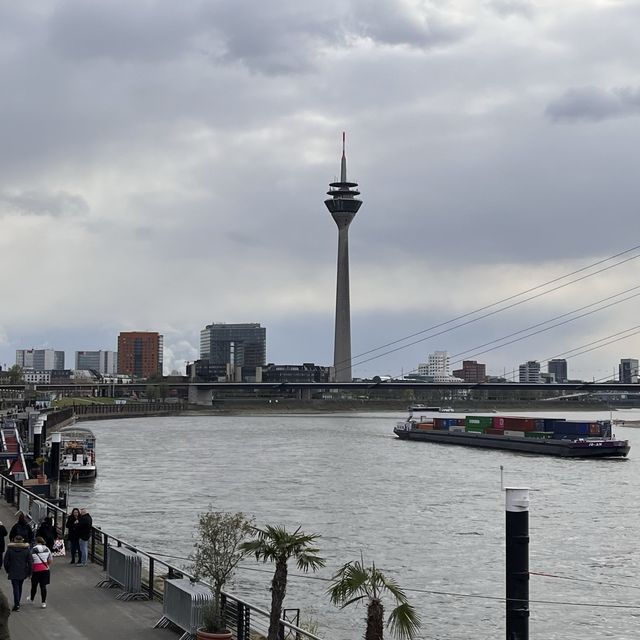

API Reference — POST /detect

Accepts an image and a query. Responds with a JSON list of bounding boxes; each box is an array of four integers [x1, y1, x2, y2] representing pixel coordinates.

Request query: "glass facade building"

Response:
[[200, 323, 266, 367]]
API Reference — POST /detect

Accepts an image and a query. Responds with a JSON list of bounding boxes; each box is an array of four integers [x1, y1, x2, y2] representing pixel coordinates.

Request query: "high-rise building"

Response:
[[418, 351, 450, 377], [16, 349, 64, 371], [324, 133, 362, 383], [117, 332, 163, 378], [453, 360, 487, 383], [519, 360, 541, 383], [619, 358, 639, 384], [200, 323, 266, 367], [75, 350, 117, 375], [548, 359, 568, 383]]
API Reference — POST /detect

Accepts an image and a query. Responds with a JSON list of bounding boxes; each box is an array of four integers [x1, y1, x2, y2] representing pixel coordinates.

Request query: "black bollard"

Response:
[[506, 488, 529, 640], [33, 423, 42, 460], [50, 433, 61, 483]]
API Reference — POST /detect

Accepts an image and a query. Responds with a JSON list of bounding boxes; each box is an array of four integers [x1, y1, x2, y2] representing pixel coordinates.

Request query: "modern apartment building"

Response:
[[519, 360, 541, 383], [548, 359, 568, 383], [117, 332, 163, 378], [75, 350, 117, 375], [16, 349, 64, 371], [418, 351, 450, 377], [452, 360, 487, 383], [619, 358, 639, 384], [199, 323, 266, 368]]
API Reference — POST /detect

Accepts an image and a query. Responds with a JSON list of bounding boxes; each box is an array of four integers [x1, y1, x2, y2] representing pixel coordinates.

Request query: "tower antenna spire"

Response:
[[340, 131, 347, 182]]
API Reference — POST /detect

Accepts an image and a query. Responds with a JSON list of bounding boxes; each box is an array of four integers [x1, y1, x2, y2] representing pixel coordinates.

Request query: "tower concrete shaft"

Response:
[[324, 134, 362, 382]]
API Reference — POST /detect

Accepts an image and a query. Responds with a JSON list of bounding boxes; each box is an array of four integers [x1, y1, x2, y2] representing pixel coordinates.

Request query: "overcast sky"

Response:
[[1, 0, 639, 380]]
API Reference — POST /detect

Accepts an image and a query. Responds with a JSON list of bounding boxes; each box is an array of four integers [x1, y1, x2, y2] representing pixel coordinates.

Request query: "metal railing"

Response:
[[0, 474, 322, 640]]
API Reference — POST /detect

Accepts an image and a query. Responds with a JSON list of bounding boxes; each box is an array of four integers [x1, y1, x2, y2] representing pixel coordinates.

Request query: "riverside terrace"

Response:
[[0, 478, 322, 640]]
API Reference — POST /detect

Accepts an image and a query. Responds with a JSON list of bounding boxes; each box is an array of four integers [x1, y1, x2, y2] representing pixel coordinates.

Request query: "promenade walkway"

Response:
[[0, 501, 178, 640]]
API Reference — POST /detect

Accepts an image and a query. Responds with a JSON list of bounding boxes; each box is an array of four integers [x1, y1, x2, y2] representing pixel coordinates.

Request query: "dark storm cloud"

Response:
[[0, 190, 89, 218], [546, 86, 640, 122]]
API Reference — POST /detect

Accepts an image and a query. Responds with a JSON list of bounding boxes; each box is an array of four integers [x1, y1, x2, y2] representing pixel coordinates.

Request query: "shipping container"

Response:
[[484, 428, 504, 435], [465, 425, 485, 433], [503, 430, 526, 437], [449, 425, 465, 433], [417, 423, 434, 430], [552, 421, 590, 436], [466, 416, 494, 428], [524, 431, 553, 439], [492, 416, 505, 429], [502, 417, 539, 432], [543, 418, 564, 432]]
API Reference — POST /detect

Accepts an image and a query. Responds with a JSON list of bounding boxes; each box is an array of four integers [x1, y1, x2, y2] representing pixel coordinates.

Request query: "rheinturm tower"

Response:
[[324, 133, 363, 382]]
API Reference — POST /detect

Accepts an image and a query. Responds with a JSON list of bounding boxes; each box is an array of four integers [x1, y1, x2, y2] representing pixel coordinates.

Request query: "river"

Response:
[[65, 409, 640, 640]]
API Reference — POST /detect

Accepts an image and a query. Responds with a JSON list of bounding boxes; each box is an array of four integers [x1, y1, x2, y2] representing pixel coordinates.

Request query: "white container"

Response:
[[504, 430, 526, 437]]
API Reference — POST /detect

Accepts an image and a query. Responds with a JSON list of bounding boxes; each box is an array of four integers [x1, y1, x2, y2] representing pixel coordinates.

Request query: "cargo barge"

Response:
[[394, 414, 630, 458]]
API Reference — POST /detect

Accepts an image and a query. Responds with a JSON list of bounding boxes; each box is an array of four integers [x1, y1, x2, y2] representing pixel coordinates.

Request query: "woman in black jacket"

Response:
[[65, 508, 81, 564], [0, 520, 7, 566], [36, 517, 55, 553]]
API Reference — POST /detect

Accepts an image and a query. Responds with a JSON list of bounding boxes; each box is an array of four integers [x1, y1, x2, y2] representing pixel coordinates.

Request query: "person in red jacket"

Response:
[[28, 537, 51, 609]]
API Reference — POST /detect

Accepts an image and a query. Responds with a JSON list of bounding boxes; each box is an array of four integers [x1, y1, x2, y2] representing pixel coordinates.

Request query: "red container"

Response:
[[502, 417, 536, 432], [485, 428, 504, 435], [492, 417, 505, 429]]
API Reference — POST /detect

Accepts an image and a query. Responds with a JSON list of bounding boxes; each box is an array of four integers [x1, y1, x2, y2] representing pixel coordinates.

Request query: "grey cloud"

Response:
[[487, 0, 534, 18], [353, 0, 468, 49], [546, 86, 640, 122], [47, 0, 200, 62], [0, 190, 89, 218]]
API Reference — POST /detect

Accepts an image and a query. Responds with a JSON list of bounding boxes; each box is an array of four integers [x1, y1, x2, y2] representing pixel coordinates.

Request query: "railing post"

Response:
[[103, 534, 109, 570], [236, 601, 246, 640], [148, 557, 155, 600], [90, 528, 96, 563]]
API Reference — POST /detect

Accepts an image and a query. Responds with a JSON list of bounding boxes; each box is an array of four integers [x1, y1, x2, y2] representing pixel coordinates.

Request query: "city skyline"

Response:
[[1, 2, 639, 379]]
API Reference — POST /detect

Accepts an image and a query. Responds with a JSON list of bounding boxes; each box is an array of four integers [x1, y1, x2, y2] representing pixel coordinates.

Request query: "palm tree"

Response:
[[328, 558, 421, 640], [240, 525, 325, 640]]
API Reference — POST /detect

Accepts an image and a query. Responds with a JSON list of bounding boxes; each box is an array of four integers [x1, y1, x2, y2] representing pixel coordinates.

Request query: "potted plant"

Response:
[[240, 525, 325, 640], [191, 510, 253, 640], [328, 557, 421, 640]]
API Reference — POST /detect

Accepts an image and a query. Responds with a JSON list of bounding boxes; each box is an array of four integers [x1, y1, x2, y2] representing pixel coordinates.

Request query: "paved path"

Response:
[[0, 501, 179, 640]]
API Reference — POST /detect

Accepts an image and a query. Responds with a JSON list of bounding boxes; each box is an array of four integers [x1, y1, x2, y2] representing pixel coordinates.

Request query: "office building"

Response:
[[453, 360, 487, 383], [324, 134, 363, 382], [117, 332, 163, 378], [75, 350, 117, 375], [548, 359, 568, 383], [16, 349, 64, 371], [519, 360, 541, 383], [200, 323, 266, 368], [619, 359, 639, 384]]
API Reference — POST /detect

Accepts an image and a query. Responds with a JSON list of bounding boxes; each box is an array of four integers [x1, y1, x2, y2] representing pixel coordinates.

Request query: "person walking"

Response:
[[0, 521, 7, 566], [36, 517, 55, 552], [9, 512, 33, 547], [28, 536, 51, 609], [65, 508, 81, 563], [3, 535, 32, 611], [77, 509, 92, 566]]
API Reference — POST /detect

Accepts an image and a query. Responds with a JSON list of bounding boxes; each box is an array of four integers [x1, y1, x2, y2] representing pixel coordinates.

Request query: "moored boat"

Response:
[[394, 414, 630, 458], [48, 426, 97, 480]]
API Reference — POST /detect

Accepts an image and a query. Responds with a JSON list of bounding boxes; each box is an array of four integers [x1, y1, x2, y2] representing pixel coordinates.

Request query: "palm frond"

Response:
[[387, 602, 421, 640]]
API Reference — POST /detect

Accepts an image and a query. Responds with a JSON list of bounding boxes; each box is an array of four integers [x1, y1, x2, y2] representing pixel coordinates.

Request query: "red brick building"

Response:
[[452, 360, 486, 383], [117, 332, 163, 378]]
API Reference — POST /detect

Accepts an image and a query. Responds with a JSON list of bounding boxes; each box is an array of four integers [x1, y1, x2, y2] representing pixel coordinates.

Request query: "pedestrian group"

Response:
[[0, 507, 92, 613]]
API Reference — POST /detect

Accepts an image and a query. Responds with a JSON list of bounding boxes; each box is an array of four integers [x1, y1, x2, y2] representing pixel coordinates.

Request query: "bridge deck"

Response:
[[0, 501, 178, 640]]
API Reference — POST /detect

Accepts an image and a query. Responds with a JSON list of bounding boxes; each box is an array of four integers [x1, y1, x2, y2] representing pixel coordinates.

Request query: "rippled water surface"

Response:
[[67, 409, 640, 640]]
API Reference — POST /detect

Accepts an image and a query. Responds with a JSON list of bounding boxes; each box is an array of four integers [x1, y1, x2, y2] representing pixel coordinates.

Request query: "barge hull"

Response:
[[393, 428, 630, 458]]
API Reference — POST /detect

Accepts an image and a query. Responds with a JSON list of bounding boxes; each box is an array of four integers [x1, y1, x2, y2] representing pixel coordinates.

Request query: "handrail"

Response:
[[0, 475, 323, 640]]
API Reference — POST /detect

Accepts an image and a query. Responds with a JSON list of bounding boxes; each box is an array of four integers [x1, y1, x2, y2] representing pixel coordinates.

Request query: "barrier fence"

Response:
[[0, 475, 321, 640]]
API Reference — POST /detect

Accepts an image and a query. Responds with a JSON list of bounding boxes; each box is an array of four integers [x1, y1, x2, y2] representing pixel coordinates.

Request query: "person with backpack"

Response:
[[9, 513, 33, 547]]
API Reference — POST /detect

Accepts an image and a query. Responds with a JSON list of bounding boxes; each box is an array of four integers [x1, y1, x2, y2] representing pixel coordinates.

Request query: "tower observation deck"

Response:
[[324, 133, 363, 383]]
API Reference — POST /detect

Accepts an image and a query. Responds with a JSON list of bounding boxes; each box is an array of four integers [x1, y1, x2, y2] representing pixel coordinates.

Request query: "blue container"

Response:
[[543, 418, 563, 432], [553, 421, 590, 436]]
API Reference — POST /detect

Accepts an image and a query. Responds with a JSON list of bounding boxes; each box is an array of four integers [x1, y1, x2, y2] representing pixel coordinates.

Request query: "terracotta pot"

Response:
[[196, 629, 232, 640]]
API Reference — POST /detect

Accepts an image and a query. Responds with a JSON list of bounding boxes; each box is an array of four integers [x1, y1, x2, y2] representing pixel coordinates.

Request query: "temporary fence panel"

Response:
[[97, 546, 147, 601], [155, 578, 213, 639]]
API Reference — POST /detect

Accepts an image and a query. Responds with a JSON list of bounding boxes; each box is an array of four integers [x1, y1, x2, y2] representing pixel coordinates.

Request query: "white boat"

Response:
[[48, 426, 97, 480]]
